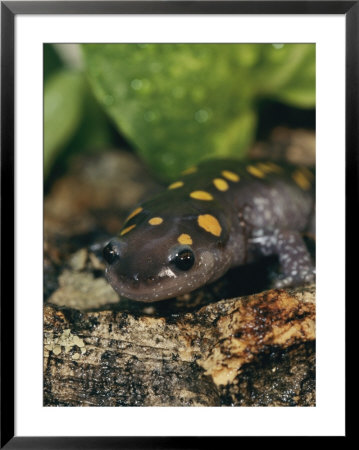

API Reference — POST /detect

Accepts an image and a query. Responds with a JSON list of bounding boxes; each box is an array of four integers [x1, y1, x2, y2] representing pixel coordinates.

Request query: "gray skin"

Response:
[[105, 206, 236, 302], [104, 159, 315, 302]]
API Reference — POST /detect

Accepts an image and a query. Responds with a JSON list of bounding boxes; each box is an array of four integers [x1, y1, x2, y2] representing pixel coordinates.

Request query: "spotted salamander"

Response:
[[103, 159, 315, 302]]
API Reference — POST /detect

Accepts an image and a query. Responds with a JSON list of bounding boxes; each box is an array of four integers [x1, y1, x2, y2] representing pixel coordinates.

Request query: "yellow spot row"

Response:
[[168, 169, 241, 201], [120, 215, 164, 236], [121, 214, 222, 238], [176, 163, 288, 195]]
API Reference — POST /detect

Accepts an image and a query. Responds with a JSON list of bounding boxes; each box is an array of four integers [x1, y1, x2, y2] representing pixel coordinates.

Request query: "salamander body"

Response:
[[103, 159, 315, 302]]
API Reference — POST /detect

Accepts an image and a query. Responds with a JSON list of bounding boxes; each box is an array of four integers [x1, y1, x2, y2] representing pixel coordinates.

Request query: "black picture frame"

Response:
[[1, 1, 355, 447]]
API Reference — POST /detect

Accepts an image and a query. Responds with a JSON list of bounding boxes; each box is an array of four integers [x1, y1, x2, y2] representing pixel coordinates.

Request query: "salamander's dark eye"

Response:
[[173, 249, 195, 271], [103, 241, 120, 265]]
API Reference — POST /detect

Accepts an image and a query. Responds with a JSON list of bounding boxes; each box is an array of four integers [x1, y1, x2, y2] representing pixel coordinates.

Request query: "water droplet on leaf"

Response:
[[194, 109, 209, 123], [150, 62, 162, 73]]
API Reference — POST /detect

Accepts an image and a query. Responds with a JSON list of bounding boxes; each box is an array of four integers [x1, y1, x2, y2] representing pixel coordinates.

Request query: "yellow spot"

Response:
[[266, 162, 283, 173], [190, 191, 213, 201], [221, 170, 240, 182], [198, 214, 222, 237], [178, 233, 193, 245], [213, 178, 229, 192], [300, 166, 314, 180], [182, 166, 197, 175], [292, 170, 311, 190], [257, 162, 282, 174], [125, 206, 142, 222], [120, 224, 136, 236], [247, 165, 265, 178], [168, 181, 184, 190], [149, 217, 163, 225]]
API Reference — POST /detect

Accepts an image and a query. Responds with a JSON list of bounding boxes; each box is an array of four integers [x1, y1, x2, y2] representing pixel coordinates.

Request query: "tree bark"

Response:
[[44, 285, 315, 407]]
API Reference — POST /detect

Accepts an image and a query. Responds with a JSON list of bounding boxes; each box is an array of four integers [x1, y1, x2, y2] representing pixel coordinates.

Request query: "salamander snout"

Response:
[[103, 239, 123, 265]]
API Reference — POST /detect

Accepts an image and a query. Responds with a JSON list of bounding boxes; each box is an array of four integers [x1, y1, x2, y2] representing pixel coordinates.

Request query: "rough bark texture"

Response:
[[44, 285, 315, 407]]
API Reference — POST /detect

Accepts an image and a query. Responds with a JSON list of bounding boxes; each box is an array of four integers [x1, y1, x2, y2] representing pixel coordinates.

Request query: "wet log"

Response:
[[44, 285, 315, 407]]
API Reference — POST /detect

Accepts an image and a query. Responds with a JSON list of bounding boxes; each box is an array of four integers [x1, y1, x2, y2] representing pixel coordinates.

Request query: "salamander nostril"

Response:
[[103, 241, 121, 265]]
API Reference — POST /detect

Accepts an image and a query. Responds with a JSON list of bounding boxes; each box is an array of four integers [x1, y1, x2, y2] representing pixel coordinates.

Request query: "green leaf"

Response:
[[81, 44, 315, 179], [253, 44, 316, 108], [43, 44, 64, 82], [82, 44, 258, 179], [274, 46, 316, 108], [67, 92, 114, 155], [44, 70, 85, 176]]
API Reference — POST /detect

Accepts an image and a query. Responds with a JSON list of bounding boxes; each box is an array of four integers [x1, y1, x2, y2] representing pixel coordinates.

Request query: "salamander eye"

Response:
[[103, 241, 120, 265], [172, 249, 195, 271]]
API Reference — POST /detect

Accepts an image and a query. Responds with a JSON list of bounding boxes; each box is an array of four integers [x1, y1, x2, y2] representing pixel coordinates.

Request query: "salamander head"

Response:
[[103, 211, 231, 302]]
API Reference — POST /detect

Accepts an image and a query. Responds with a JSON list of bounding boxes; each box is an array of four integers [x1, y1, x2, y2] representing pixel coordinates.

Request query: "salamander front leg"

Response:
[[249, 229, 316, 288], [273, 230, 315, 287]]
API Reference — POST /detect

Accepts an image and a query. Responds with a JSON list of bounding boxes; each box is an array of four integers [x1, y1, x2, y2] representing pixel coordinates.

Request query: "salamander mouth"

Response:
[[105, 267, 200, 302], [105, 261, 221, 302], [104, 249, 228, 302]]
